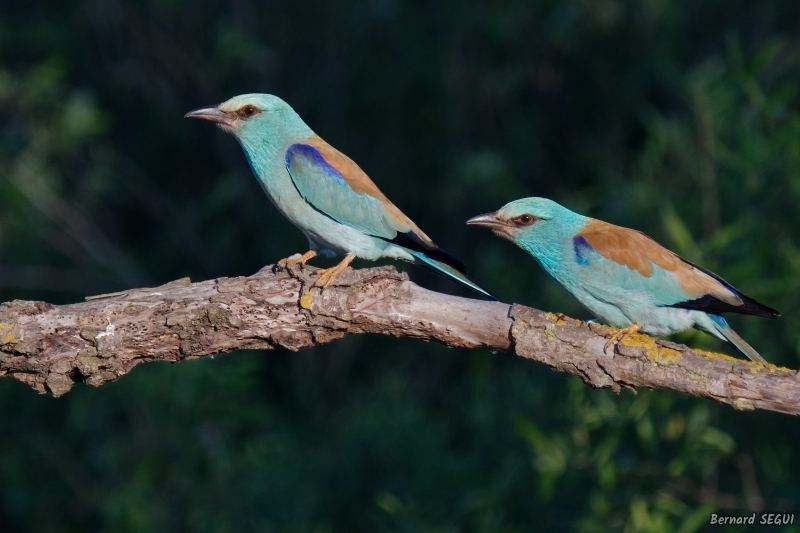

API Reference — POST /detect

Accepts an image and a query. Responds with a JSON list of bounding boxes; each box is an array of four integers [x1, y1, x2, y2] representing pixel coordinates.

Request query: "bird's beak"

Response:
[[184, 105, 234, 127], [466, 212, 510, 231]]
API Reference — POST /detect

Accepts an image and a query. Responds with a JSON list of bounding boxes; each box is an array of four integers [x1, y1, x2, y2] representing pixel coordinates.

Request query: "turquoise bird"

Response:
[[185, 94, 496, 299], [467, 198, 779, 362]]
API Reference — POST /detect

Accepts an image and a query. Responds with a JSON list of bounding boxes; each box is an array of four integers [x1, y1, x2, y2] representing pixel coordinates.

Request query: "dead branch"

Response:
[[0, 264, 797, 415]]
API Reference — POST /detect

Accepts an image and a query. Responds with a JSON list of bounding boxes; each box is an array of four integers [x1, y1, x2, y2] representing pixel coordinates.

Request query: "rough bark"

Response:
[[0, 264, 797, 415]]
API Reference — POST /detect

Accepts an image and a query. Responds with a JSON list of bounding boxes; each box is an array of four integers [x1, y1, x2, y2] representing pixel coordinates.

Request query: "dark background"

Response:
[[1, 1, 800, 531]]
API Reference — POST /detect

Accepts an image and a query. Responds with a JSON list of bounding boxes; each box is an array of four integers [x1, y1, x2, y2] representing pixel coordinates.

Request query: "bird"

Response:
[[466, 197, 779, 362], [185, 93, 497, 299]]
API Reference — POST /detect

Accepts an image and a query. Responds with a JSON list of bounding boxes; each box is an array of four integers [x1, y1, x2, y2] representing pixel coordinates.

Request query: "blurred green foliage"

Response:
[[1, 0, 800, 531]]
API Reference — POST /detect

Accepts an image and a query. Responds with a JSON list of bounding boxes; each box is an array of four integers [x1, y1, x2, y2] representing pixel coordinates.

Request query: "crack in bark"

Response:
[[0, 264, 798, 415]]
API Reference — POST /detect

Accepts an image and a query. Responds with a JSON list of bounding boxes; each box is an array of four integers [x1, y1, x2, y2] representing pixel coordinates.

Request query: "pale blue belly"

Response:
[[253, 161, 412, 262], [568, 283, 701, 336]]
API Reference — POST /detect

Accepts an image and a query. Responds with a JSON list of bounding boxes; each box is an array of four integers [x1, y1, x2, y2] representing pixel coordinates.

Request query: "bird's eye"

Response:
[[515, 214, 536, 226], [238, 105, 259, 118]]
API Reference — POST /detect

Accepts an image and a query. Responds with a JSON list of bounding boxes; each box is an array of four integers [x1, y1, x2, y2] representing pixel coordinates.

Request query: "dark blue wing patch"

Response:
[[285, 144, 345, 185], [573, 236, 592, 266]]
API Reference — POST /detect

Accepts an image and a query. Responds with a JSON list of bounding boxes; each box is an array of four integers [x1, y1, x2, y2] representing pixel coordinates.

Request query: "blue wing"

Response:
[[572, 236, 696, 307], [284, 143, 408, 240]]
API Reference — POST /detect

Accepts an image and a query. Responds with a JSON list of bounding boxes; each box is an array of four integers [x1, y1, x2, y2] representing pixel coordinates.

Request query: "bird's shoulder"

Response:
[[575, 219, 681, 277], [299, 135, 388, 201], [288, 135, 434, 245]]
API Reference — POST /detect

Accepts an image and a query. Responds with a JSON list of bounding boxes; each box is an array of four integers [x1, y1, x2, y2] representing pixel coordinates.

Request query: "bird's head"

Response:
[[185, 93, 310, 143], [467, 197, 585, 246]]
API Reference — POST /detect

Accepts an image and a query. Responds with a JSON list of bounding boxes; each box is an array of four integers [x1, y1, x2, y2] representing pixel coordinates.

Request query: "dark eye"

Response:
[[515, 214, 536, 226], [238, 105, 259, 118]]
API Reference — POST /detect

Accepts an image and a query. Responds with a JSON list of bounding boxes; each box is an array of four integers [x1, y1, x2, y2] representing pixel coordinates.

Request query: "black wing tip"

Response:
[[753, 298, 780, 319], [728, 291, 780, 319], [676, 257, 779, 319], [759, 302, 781, 320], [730, 291, 780, 319], [427, 245, 468, 275], [670, 293, 780, 319], [385, 231, 468, 274]]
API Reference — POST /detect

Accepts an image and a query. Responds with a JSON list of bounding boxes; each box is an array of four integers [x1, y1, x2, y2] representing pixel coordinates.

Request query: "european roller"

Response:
[[185, 94, 496, 299], [467, 198, 779, 362]]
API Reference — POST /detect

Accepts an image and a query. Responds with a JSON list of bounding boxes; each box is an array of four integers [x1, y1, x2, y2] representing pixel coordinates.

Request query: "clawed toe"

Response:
[[312, 253, 356, 289], [603, 324, 641, 354], [313, 268, 340, 289], [276, 250, 317, 270]]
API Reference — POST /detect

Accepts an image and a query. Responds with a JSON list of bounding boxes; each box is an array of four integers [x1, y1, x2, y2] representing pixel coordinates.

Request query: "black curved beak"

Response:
[[184, 105, 234, 127], [466, 212, 509, 231]]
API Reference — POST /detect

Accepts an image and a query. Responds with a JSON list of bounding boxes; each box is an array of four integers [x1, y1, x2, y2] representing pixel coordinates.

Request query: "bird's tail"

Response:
[[706, 314, 766, 363], [406, 249, 501, 301]]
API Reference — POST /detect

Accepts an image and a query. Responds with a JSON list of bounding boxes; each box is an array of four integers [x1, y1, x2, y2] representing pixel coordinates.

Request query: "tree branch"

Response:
[[1, 265, 797, 415]]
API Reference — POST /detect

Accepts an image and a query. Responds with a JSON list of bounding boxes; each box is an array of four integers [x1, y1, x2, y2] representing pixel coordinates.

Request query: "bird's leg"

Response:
[[277, 250, 317, 269], [313, 253, 357, 289], [604, 323, 641, 354]]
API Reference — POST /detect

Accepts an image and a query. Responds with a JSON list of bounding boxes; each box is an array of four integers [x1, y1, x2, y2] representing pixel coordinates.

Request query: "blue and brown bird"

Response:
[[467, 197, 778, 362], [185, 93, 496, 299]]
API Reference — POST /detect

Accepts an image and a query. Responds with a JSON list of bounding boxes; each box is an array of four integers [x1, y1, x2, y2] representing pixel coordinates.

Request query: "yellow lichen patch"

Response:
[[745, 360, 775, 374], [544, 312, 562, 324], [299, 289, 314, 310], [544, 312, 580, 327], [736, 357, 793, 374], [692, 348, 742, 364], [750, 361, 794, 374], [671, 347, 791, 374], [587, 321, 616, 335], [732, 398, 755, 411], [0, 323, 16, 345], [620, 333, 682, 364], [653, 346, 682, 364]]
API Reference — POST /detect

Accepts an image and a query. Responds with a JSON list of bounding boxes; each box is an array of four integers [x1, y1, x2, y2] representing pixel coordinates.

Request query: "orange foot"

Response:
[[277, 250, 317, 269], [314, 253, 356, 289], [604, 323, 641, 354]]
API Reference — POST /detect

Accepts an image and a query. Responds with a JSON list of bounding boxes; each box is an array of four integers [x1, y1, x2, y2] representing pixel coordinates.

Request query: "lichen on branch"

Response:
[[0, 264, 798, 415]]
